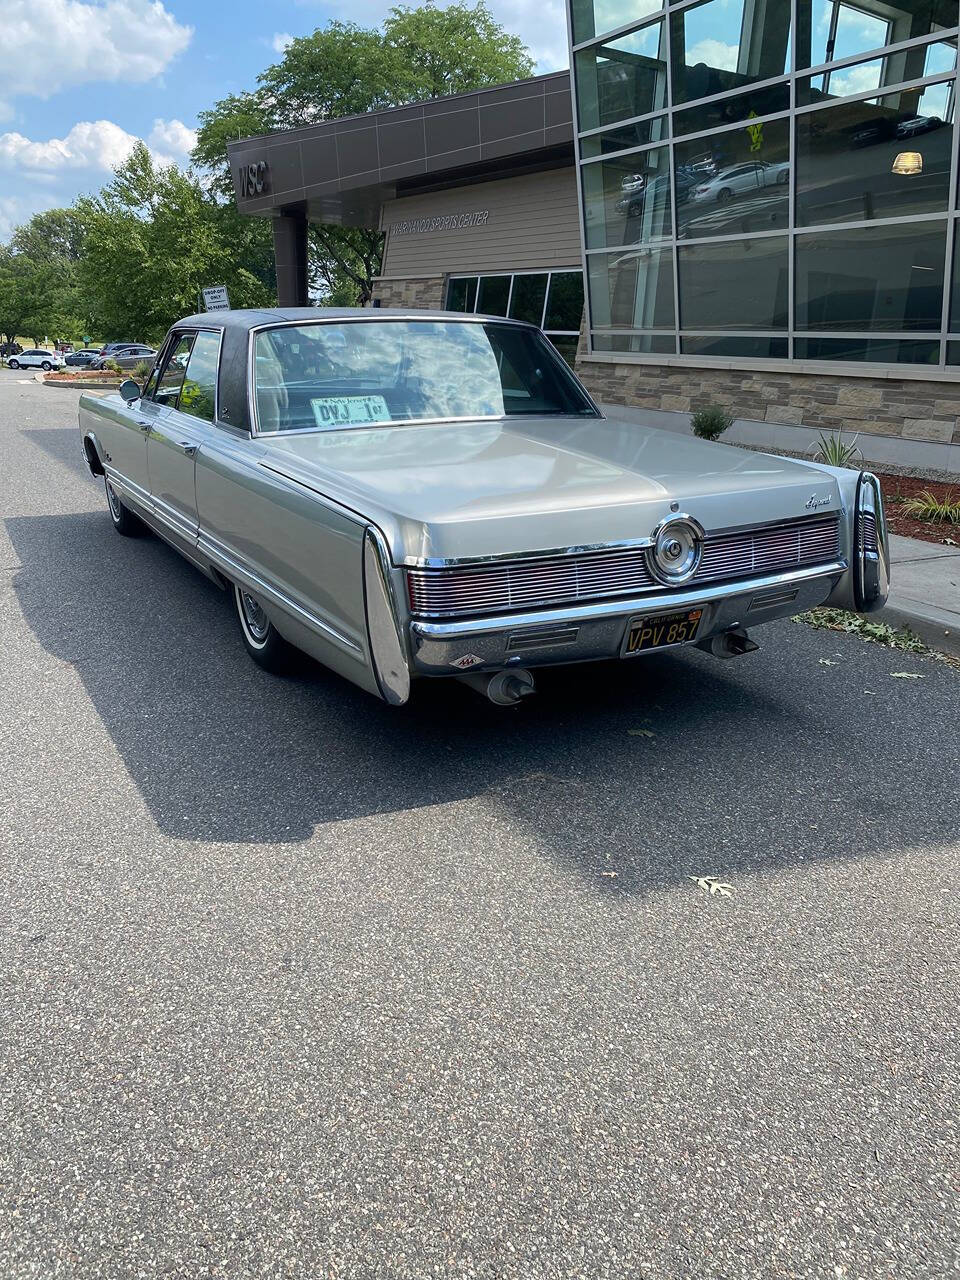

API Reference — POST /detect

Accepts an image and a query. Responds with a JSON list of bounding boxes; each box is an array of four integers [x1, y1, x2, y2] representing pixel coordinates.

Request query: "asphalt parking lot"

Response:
[[1, 368, 957, 1279]]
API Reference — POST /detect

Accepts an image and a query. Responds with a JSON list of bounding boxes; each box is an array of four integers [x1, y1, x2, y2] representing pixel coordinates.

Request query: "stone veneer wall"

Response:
[[574, 349, 960, 447], [371, 275, 446, 310]]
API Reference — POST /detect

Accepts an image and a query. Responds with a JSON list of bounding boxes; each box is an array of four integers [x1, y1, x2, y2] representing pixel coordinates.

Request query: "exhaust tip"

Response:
[[707, 627, 760, 660], [457, 667, 536, 705]]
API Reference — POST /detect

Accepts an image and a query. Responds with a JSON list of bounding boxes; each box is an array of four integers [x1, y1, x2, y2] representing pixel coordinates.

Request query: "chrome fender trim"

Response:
[[363, 526, 411, 706], [853, 472, 890, 614]]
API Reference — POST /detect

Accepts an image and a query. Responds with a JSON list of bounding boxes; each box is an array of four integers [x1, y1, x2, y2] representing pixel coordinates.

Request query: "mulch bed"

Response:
[[45, 370, 119, 383], [878, 473, 959, 546]]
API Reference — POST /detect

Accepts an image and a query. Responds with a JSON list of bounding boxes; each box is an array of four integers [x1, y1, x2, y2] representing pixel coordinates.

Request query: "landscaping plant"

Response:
[[901, 489, 960, 524], [691, 405, 733, 440], [814, 429, 860, 467]]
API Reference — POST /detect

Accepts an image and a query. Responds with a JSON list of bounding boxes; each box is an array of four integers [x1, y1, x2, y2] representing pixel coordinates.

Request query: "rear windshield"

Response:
[[252, 319, 597, 433]]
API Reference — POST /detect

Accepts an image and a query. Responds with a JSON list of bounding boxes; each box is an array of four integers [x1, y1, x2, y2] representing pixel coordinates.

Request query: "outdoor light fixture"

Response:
[[892, 151, 923, 175]]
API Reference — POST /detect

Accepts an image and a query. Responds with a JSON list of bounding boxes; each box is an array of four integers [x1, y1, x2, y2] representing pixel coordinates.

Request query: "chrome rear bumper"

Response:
[[409, 560, 846, 673]]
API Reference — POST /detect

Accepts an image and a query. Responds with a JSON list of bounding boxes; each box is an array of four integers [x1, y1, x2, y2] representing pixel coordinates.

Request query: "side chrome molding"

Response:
[[363, 527, 411, 706], [854, 471, 890, 614]]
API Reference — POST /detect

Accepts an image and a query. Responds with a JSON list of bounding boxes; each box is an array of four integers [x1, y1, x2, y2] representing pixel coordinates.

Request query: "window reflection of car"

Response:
[[690, 160, 789, 204], [849, 117, 899, 147], [895, 114, 942, 138], [619, 173, 645, 193], [616, 171, 695, 218]]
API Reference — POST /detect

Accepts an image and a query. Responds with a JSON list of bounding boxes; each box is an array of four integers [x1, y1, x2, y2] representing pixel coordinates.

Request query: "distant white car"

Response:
[[690, 160, 789, 204], [7, 348, 64, 371]]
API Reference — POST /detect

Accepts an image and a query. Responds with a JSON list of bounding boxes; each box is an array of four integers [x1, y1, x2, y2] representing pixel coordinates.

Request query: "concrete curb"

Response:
[[879, 598, 960, 659], [39, 375, 121, 391]]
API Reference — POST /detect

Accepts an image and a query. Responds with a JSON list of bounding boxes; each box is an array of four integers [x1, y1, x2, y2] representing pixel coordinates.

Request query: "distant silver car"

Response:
[[690, 160, 789, 203], [77, 308, 889, 706], [93, 345, 158, 370], [7, 348, 64, 371]]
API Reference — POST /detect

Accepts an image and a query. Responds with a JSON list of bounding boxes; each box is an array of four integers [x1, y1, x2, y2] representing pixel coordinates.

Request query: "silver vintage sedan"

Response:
[[77, 309, 889, 706]]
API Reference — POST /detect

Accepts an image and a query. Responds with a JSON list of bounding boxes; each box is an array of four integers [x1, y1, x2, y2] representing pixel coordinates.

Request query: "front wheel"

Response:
[[8, 359, 19, 369], [105, 476, 142, 536], [233, 584, 297, 673]]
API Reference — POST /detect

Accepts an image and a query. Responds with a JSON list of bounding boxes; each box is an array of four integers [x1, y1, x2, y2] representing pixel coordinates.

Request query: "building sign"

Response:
[[391, 210, 490, 236], [237, 160, 270, 198], [202, 285, 230, 311]]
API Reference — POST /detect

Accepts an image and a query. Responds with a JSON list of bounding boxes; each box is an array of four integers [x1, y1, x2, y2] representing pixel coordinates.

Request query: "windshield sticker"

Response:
[[310, 394, 390, 427]]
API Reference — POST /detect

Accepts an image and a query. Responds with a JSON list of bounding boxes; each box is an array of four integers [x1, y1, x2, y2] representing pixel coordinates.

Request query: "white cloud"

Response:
[[147, 117, 197, 156], [0, 193, 61, 240], [0, 0, 192, 116], [687, 38, 739, 72], [0, 117, 195, 173], [272, 31, 295, 53]]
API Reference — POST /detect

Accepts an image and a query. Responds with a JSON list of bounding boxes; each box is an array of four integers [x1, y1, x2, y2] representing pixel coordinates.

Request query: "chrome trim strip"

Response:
[[410, 560, 847, 640], [196, 530, 364, 657], [403, 511, 838, 568]]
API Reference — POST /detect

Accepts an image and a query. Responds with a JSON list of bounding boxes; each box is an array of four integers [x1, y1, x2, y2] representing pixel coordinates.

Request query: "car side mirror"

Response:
[[119, 379, 141, 404]]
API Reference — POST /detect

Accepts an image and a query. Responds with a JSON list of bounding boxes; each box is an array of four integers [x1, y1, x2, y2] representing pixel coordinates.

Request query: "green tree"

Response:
[[0, 227, 82, 347], [75, 143, 274, 342], [193, 1, 534, 305]]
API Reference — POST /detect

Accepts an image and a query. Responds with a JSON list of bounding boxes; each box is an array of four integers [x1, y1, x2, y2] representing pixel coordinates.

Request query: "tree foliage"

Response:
[[193, 1, 535, 304], [74, 144, 274, 342]]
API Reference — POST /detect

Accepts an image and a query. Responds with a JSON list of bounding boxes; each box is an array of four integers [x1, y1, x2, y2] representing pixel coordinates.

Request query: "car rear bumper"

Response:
[[408, 560, 846, 673]]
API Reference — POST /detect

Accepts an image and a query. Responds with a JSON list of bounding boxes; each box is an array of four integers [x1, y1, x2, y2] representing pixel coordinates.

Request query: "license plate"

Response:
[[623, 608, 703, 656]]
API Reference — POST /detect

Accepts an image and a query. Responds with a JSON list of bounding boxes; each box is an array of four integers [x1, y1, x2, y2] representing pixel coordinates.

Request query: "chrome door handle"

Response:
[[179, 442, 198, 457]]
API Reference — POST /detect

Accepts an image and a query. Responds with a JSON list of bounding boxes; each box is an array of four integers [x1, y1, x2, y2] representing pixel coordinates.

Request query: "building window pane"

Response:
[[592, 331, 677, 353], [446, 277, 478, 311], [675, 119, 789, 240], [678, 236, 788, 329], [673, 83, 789, 137], [794, 337, 940, 362], [797, 39, 957, 105], [670, 0, 791, 107], [476, 276, 511, 316], [797, 0, 957, 72], [948, 223, 960, 329], [796, 90, 954, 228], [579, 115, 666, 158], [946, 340, 960, 364], [587, 246, 675, 328], [548, 335, 581, 367], [582, 145, 672, 249], [795, 222, 946, 331], [509, 274, 548, 325], [574, 19, 667, 132], [545, 272, 586, 330], [571, 0, 660, 47], [680, 334, 788, 358]]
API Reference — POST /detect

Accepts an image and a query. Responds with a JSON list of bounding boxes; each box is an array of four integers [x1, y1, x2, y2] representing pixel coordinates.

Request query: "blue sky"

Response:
[[1, 0, 567, 240]]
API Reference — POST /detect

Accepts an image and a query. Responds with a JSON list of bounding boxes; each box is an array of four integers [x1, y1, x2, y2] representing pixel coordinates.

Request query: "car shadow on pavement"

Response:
[[7, 508, 958, 887], [21, 429, 94, 482]]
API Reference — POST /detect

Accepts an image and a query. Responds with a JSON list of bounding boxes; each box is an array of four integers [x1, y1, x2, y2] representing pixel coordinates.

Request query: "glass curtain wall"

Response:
[[570, 0, 960, 368]]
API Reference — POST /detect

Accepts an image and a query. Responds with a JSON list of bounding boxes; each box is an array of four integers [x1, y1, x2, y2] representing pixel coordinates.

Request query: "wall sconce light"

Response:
[[892, 151, 923, 175]]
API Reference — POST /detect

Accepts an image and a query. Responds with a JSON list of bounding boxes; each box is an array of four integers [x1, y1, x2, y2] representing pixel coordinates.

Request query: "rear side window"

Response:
[[153, 333, 195, 407], [177, 331, 220, 423]]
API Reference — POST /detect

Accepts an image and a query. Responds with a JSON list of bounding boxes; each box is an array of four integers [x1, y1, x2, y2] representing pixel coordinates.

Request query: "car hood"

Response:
[[256, 415, 843, 564]]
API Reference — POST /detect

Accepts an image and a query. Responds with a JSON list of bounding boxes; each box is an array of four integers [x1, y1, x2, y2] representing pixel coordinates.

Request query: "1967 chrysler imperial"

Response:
[[78, 308, 889, 705]]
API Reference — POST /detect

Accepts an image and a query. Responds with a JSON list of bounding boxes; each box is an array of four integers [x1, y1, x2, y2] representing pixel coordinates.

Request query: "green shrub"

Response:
[[104, 358, 122, 374], [691, 405, 733, 440], [814, 429, 860, 467], [901, 489, 960, 524], [132, 360, 153, 381]]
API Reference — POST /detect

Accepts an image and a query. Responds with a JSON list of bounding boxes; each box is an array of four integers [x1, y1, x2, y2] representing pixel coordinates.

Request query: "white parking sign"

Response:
[[202, 285, 230, 311]]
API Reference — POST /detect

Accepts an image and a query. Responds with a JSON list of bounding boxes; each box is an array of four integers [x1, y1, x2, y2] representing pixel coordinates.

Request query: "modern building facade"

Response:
[[229, 3, 960, 456], [567, 0, 960, 447]]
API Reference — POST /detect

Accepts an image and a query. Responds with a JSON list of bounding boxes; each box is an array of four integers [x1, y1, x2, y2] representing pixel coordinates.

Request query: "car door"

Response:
[[147, 329, 221, 542]]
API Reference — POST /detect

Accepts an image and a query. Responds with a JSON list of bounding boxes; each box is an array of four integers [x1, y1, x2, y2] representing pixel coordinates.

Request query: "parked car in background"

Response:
[[1, 341, 23, 357], [98, 342, 135, 358], [65, 350, 100, 367], [93, 345, 159, 370], [77, 307, 889, 707], [895, 114, 943, 138], [7, 348, 64, 371], [690, 160, 789, 203]]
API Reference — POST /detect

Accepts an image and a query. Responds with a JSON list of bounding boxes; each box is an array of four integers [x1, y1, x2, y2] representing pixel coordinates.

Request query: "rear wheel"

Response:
[[41, 360, 52, 371], [105, 476, 142, 536], [717, 187, 733, 204], [233, 584, 296, 673]]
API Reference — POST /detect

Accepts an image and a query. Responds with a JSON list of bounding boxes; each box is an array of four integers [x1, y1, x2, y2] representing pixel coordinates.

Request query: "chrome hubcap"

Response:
[[239, 590, 270, 642]]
